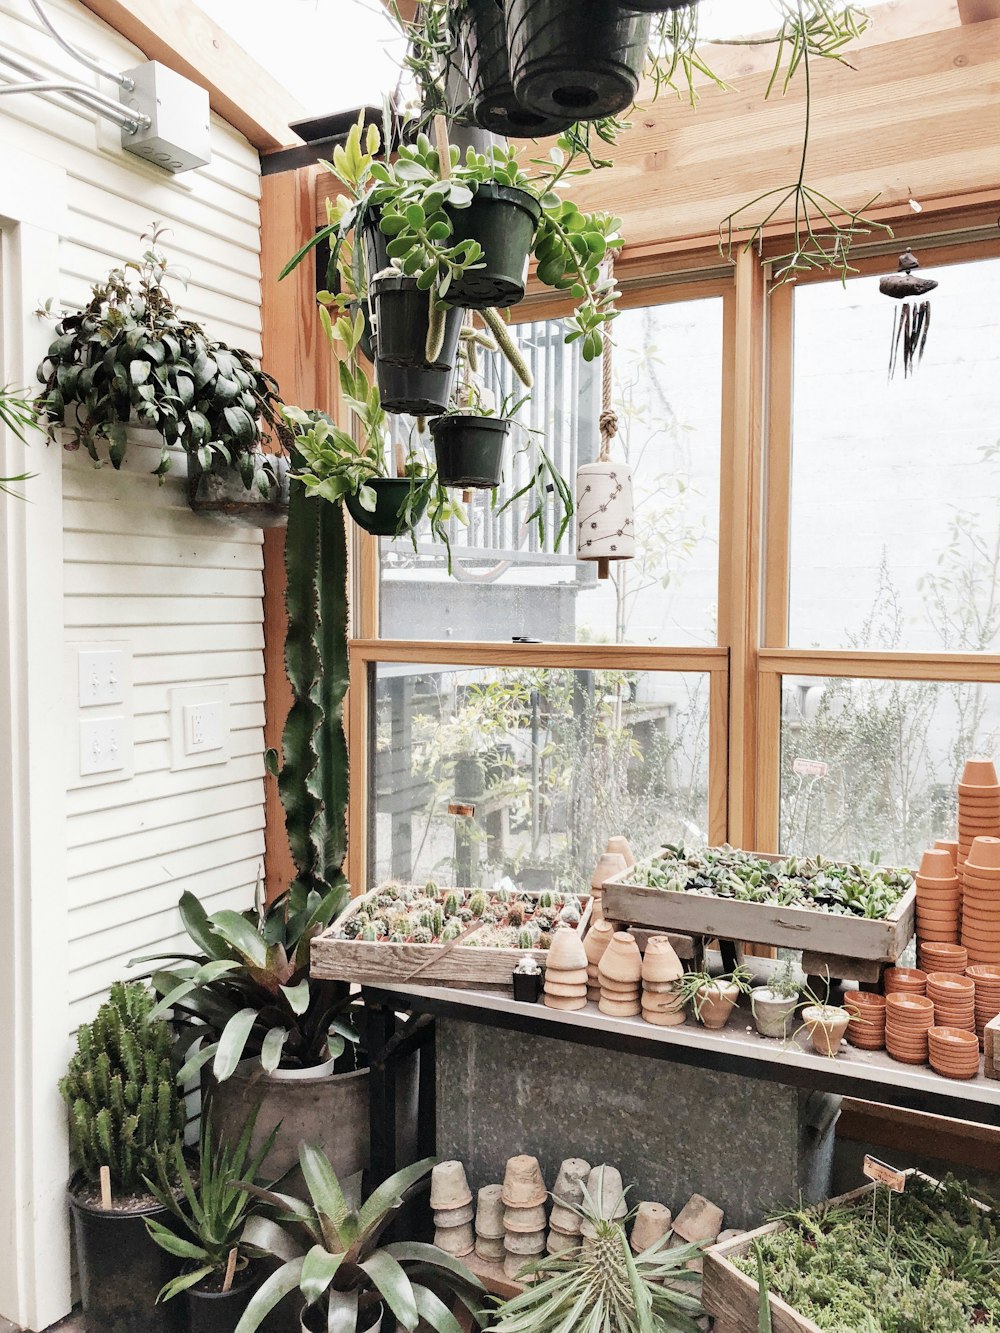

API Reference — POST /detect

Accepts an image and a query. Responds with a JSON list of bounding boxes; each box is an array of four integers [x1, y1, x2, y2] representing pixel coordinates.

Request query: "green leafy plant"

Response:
[[765, 956, 802, 1001], [232, 1150, 485, 1332], [37, 223, 285, 488], [0, 384, 41, 496], [144, 1109, 279, 1301], [678, 964, 754, 1021], [59, 980, 185, 1197]]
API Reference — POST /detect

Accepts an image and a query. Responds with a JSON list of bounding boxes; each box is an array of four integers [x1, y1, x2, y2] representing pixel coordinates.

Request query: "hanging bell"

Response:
[[576, 461, 636, 580], [879, 249, 938, 379]]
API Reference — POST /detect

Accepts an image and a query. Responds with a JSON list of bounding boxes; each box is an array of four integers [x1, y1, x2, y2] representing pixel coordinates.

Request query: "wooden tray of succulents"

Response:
[[602, 846, 915, 963], [311, 883, 591, 989]]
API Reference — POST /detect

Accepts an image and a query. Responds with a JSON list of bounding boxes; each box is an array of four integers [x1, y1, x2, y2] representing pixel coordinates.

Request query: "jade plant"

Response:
[[59, 980, 185, 1197], [37, 223, 285, 489]]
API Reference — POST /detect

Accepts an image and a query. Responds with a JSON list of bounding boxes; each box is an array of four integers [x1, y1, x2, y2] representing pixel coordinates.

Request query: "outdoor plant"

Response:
[[0, 384, 40, 496], [37, 223, 285, 490], [144, 1109, 278, 1301], [232, 1150, 486, 1332], [60, 980, 185, 1197]]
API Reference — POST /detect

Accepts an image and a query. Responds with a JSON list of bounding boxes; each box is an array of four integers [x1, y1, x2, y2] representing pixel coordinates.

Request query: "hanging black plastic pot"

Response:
[[186, 1264, 263, 1333], [455, 0, 575, 137], [371, 275, 463, 416], [344, 478, 430, 537], [446, 183, 541, 309], [504, 0, 651, 121], [361, 204, 391, 286], [431, 414, 512, 489]]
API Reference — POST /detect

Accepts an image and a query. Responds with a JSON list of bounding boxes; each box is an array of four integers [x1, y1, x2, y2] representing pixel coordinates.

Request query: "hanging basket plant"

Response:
[[36, 225, 286, 507], [370, 274, 465, 416]]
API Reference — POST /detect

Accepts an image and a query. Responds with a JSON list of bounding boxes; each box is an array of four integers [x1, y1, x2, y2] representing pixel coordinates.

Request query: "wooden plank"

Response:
[[349, 640, 729, 673], [76, 0, 306, 150], [837, 1098, 1000, 1167], [758, 648, 1000, 682], [800, 951, 885, 985], [958, 0, 1000, 18]]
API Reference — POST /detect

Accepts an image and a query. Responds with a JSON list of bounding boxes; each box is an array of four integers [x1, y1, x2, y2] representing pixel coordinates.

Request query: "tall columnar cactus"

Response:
[[60, 981, 184, 1196], [277, 436, 350, 901]]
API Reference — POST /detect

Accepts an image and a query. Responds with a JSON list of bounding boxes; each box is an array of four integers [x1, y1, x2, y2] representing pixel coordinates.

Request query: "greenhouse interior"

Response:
[[1, 0, 999, 1329]]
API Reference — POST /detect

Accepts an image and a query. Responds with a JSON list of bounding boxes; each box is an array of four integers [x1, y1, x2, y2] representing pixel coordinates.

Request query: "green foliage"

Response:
[[232, 1150, 485, 1332], [37, 223, 284, 487], [0, 385, 41, 497], [678, 964, 753, 1021], [60, 981, 184, 1196], [767, 956, 802, 1001]]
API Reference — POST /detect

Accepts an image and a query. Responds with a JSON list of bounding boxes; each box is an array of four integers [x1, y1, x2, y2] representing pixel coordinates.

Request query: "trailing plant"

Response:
[[37, 223, 285, 488], [144, 1109, 278, 1301], [0, 384, 40, 496], [678, 964, 754, 1021], [232, 1150, 486, 1332], [59, 980, 185, 1197]]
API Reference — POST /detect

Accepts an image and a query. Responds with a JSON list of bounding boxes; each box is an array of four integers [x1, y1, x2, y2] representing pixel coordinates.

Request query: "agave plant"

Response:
[[233, 1149, 485, 1332]]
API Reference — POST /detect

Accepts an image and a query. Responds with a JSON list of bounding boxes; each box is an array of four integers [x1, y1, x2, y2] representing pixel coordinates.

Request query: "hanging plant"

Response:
[[37, 224, 286, 494]]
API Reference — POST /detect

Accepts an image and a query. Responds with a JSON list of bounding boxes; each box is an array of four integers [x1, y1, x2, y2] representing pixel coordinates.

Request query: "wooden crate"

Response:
[[603, 851, 915, 963], [311, 887, 592, 989]]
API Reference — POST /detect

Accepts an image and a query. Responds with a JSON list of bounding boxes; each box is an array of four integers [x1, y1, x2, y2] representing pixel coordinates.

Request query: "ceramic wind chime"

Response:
[[576, 325, 636, 579], [879, 248, 938, 380]]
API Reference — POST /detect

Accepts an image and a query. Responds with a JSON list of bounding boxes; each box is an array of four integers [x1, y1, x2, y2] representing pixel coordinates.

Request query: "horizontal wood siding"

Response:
[[0, 0, 269, 1027]]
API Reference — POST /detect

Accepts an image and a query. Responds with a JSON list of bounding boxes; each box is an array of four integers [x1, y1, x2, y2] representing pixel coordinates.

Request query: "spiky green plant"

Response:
[[60, 981, 184, 1196]]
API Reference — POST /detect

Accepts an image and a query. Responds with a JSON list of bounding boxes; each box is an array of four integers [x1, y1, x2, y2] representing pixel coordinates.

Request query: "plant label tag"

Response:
[[793, 758, 829, 778], [448, 802, 476, 817], [863, 1156, 906, 1192]]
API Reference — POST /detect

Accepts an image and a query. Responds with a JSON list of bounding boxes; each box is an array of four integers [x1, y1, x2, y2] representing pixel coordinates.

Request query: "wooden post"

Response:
[[222, 1247, 238, 1294], [99, 1166, 112, 1211]]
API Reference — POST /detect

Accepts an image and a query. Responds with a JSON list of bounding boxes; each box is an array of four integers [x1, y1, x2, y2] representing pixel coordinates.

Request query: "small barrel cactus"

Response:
[[468, 891, 488, 918], [538, 891, 554, 909], [431, 906, 445, 938], [443, 892, 459, 917], [518, 928, 534, 950], [411, 927, 433, 944], [361, 925, 377, 942], [507, 902, 526, 927], [441, 920, 462, 942]]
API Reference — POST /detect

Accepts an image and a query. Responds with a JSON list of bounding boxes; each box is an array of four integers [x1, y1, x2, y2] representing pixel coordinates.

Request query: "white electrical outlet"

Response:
[[183, 700, 224, 754], [79, 716, 129, 776], [170, 685, 231, 770], [78, 648, 126, 707]]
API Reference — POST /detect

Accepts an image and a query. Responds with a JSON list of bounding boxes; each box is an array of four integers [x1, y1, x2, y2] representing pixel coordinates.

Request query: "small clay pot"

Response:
[[883, 967, 927, 995], [475, 1235, 506, 1262], [641, 989, 684, 1015], [642, 1007, 687, 1028], [802, 1005, 850, 1057], [503, 1251, 530, 1281], [599, 976, 642, 996], [547, 927, 588, 971], [548, 1203, 581, 1234], [475, 1184, 506, 1239], [583, 1166, 626, 1223], [435, 1223, 474, 1256], [605, 836, 636, 868], [630, 1202, 672, 1254], [591, 851, 628, 891], [919, 848, 957, 879], [545, 966, 589, 986], [543, 992, 587, 1012], [962, 758, 1000, 786], [694, 982, 739, 1030], [935, 838, 960, 868], [886, 993, 935, 1024], [598, 932, 643, 984], [751, 989, 798, 1040], [543, 979, 589, 998], [546, 1228, 579, 1255], [504, 1203, 547, 1233], [968, 836, 1000, 869], [504, 1229, 546, 1255], [598, 995, 642, 1017], [501, 1156, 547, 1209], [551, 1158, 591, 1207], [584, 919, 615, 966], [430, 1160, 472, 1210], [434, 1202, 475, 1227], [641, 936, 683, 984]]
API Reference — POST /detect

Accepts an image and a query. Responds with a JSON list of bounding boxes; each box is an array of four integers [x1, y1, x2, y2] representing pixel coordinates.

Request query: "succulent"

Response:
[[468, 891, 488, 918], [389, 932, 405, 944], [431, 906, 445, 937], [507, 902, 526, 927], [442, 921, 462, 942], [411, 928, 433, 944], [444, 892, 460, 917], [360, 925, 377, 942], [557, 904, 582, 925], [533, 913, 553, 932], [517, 928, 534, 950], [458, 907, 474, 923]]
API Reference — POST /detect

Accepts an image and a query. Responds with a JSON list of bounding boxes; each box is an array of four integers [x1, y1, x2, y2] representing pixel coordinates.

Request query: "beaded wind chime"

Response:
[[575, 330, 635, 579]]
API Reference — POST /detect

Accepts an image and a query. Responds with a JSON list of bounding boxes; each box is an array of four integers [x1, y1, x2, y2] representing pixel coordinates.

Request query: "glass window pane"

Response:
[[371, 664, 710, 890], [378, 297, 723, 646], [787, 255, 1000, 651], [779, 674, 1000, 866]]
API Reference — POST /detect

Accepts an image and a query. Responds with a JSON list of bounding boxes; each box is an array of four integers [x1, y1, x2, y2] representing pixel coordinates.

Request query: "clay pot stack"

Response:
[[501, 1155, 547, 1280], [966, 963, 1000, 1043], [630, 1201, 672, 1256], [580, 1165, 627, 1258], [597, 931, 643, 1017], [918, 941, 968, 975], [957, 758, 1000, 869], [474, 1184, 507, 1264], [935, 838, 960, 871], [590, 850, 628, 925], [926, 972, 976, 1034], [431, 1161, 475, 1257], [543, 927, 589, 1013], [961, 835, 1000, 965], [882, 967, 927, 997], [640, 935, 685, 1028], [584, 919, 614, 1005], [884, 993, 935, 1065], [928, 1026, 982, 1080], [842, 990, 886, 1050], [914, 848, 962, 946], [546, 1157, 590, 1258]]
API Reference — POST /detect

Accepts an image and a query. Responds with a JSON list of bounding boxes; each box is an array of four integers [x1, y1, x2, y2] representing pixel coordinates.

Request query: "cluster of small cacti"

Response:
[[59, 981, 185, 1196], [336, 882, 585, 950]]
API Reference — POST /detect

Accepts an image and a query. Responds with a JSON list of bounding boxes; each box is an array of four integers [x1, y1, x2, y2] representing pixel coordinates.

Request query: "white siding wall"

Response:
[[0, 0, 268, 1030]]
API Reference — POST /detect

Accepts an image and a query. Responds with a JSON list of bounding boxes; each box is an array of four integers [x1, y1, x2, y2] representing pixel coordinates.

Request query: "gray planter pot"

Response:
[[187, 452, 290, 528], [751, 988, 798, 1040], [302, 1301, 382, 1333]]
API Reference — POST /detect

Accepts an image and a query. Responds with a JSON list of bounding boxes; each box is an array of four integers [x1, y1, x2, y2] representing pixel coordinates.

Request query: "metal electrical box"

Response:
[[119, 60, 212, 174]]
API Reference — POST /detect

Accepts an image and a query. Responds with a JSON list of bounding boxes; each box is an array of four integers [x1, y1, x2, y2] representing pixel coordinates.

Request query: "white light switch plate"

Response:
[[170, 684, 231, 770], [79, 715, 131, 776], [66, 640, 135, 788], [78, 648, 127, 707]]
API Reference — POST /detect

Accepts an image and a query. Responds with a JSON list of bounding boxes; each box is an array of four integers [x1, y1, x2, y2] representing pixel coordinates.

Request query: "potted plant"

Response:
[[145, 1110, 279, 1333], [678, 964, 753, 1031], [59, 981, 187, 1333], [797, 978, 852, 1058], [36, 223, 287, 524], [751, 957, 801, 1040], [233, 1150, 486, 1333]]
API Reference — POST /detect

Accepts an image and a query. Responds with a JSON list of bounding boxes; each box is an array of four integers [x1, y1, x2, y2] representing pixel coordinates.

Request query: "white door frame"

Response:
[[0, 143, 72, 1331]]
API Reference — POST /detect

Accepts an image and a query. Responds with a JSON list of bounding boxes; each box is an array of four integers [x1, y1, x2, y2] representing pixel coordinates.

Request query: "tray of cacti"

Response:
[[310, 883, 592, 989]]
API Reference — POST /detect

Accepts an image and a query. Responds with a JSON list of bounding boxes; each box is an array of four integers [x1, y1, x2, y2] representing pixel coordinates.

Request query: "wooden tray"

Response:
[[602, 851, 915, 963], [311, 887, 592, 989]]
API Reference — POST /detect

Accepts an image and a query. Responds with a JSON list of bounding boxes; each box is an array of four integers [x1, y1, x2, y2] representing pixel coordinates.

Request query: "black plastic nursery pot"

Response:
[[621, 0, 697, 10], [431, 414, 512, 489], [186, 1265, 262, 1333], [69, 1186, 186, 1333], [504, 0, 651, 121], [361, 206, 391, 285], [371, 275, 463, 416], [455, 0, 574, 137], [446, 183, 541, 309], [344, 478, 430, 537], [302, 1301, 383, 1333]]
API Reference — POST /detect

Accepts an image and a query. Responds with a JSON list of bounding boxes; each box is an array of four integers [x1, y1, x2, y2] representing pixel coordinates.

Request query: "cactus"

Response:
[[443, 891, 459, 917], [431, 906, 445, 938], [468, 891, 488, 918], [539, 891, 554, 909], [60, 982, 184, 1196], [411, 928, 433, 944], [507, 901, 526, 927], [518, 928, 533, 950], [482, 307, 533, 388]]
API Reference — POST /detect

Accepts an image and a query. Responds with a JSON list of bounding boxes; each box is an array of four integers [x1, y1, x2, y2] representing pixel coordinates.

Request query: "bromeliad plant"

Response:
[[233, 1150, 486, 1333]]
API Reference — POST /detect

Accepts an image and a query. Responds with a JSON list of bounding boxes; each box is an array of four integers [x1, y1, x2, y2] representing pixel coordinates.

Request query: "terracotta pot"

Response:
[[551, 1157, 590, 1207], [543, 979, 588, 999], [583, 919, 614, 966], [598, 995, 642, 1017], [435, 1202, 475, 1227], [543, 992, 588, 1012], [475, 1184, 506, 1239], [598, 931, 643, 983], [751, 989, 798, 1040], [802, 1005, 849, 1057], [476, 1235, 507, 1262], [501, 1155, 547, 1208], [694, 982, 739, 1030], [883, 967, 927, 995], [962, 758, 1000, 786], [431, 1160, 473, 1210], [968, 836, 1000, 869], [919, 848, 956, 879], [886, 993, 934, 1024], [630, 1202, 672, 1254], [920, 944, 968, 972], [605, 835, 635, 868], [434, 1223, 475, 1256], [504, 1203, 547, 1232], [547, 925, 588, 970], [935, 838, 960, 868], [546, 1228, 579, 1256], [584, 1165, 627, 1220], [591, 851, 628, 891], [642, 1006, 687, 1028], [641, 936, 683, 983]]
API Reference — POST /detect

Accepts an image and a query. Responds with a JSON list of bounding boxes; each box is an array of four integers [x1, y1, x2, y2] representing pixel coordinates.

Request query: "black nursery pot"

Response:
[[447, 183, 541, 309], [69, 1188, 185, 1333], [504, 0, 651, 121], [344, 478, 430, 538], [620, 0, 696, 9], [431, 415, 512, 489], [455, 0, 574, 137], [371, 275, 463, 416], [186, 1265, 261, 1333]]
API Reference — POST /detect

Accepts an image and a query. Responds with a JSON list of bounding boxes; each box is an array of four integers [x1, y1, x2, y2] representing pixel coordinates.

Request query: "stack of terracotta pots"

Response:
[[431, 1161, 475, 1257], [918, 941, 967, 975], [928, 1026, 981, 1080], [914, 848, 962, 945], [640, 935, 685, 1028], [935, 838, 960, 870], [961, 835, 1000, 965], [926, 972, 976, 1034], [957, 759, 1000, 868], [501, 1155, 547, 1280], [842, 990, 886, 1050], [542, 927, 589, 1012], [584, 919, 614, 1005], [597, 931, 643, 1017], [883, 967, 927, 997], [885, 993, 935, 1064], [474, 1184, 506, 1264], [580, 1165, 627, 1257], [546, 1157, 589, 1258], [967, 963, 1000, 1043]]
